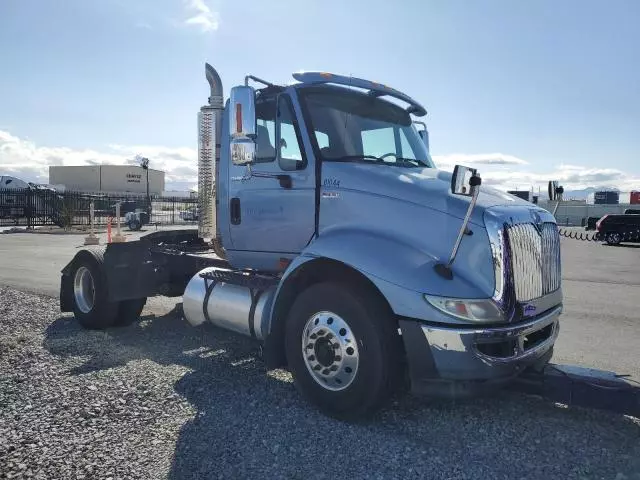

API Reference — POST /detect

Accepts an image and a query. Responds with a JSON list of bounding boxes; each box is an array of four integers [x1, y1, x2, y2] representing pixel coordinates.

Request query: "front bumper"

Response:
[[400, 304, 562, 398]]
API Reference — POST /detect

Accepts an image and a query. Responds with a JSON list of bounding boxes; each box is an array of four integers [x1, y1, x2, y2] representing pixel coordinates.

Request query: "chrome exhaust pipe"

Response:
[[198, 63, 224, 257]]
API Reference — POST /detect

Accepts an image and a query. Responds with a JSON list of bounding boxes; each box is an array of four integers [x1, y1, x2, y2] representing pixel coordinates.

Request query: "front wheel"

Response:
[[284, 282, 404, 420]]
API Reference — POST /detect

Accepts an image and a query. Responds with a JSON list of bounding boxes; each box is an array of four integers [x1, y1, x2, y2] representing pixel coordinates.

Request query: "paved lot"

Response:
[[1, 227, 638, 380]]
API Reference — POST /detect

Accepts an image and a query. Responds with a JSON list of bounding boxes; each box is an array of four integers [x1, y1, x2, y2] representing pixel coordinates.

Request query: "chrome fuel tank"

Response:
[[182, 267, 276, 340]]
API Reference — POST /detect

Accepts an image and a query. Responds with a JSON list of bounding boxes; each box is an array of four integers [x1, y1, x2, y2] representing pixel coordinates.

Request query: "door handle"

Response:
[[230, 197, 241, 225]]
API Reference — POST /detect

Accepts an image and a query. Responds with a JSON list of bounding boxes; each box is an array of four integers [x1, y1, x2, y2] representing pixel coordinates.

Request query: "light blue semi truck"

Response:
[[59, 64, 566, 419]]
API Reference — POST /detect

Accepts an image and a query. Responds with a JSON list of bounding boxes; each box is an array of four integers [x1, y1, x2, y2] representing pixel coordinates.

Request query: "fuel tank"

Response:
[[182, 267, 276, 340]]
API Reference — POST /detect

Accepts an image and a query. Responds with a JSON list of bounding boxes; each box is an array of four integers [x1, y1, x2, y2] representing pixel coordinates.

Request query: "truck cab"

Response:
[[59, 64, 563, 419]]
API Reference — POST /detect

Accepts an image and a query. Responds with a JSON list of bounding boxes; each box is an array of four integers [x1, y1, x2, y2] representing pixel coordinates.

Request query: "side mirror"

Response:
[[451, 165, 481, 197], [229, 85, 257, 166], [231, 138, 256, 166], [229, 86, 256, 138]]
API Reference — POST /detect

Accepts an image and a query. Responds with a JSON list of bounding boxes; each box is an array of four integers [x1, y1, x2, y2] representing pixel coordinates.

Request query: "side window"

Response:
[[255, 96, 277, 163], [315, 131, 329, 149], [277, 95, 305, 171], [361, 127, 395, 158]]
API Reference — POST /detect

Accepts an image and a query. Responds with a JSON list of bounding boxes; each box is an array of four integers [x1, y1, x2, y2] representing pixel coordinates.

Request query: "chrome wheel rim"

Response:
[[301, 311, 359, 391], [73, 266, 95, 314]]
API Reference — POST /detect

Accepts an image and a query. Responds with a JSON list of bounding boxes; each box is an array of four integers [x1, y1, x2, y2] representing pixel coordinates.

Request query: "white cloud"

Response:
[[182, 0, 219, 32]]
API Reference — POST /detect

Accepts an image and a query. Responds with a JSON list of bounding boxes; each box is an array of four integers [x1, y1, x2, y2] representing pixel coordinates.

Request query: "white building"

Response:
[[49, 165, 165, 195]]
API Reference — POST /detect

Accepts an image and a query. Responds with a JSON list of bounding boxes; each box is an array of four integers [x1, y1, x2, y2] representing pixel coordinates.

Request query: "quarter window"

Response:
[[255, 96, 277, 163], [277, 95, 305, 171]]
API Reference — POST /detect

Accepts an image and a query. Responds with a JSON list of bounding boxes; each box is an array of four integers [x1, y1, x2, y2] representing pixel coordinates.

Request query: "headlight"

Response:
[[424, 295, 505, 323]]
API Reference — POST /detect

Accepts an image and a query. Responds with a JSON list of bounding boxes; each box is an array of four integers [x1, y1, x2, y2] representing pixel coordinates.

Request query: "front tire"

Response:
[[284, 282, 404, 420]]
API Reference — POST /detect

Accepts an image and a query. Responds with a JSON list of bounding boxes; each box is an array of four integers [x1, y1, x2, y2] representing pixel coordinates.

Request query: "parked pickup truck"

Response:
[[58, 64, 563, 419]]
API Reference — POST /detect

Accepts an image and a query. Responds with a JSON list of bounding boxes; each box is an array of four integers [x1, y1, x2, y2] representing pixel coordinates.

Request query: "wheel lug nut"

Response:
[[310, 334, 317, 340], [306, 343, 313, 350], [313, 365, 321, 371], [330, 365, 338, 371], [308, 355, 315, 361], [322, 369, 330, 375]]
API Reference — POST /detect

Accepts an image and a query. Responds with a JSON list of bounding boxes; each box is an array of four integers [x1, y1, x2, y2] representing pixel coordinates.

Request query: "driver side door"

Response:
[[227, 92, 316, 266]]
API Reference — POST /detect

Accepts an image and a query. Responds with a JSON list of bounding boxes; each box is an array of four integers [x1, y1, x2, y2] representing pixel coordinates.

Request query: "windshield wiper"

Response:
[[392, 157, 430, 167]]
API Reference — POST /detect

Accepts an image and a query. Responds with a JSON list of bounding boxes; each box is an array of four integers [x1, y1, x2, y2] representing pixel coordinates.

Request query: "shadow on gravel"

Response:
[[43, 310, 640, 480]]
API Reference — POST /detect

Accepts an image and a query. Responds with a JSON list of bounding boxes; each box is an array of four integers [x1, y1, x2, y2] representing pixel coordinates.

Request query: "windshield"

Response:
[[298, 86, 435, 168]]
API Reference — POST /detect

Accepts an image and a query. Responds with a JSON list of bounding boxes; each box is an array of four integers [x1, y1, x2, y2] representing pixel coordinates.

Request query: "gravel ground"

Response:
[[1, 286, 639, 480]]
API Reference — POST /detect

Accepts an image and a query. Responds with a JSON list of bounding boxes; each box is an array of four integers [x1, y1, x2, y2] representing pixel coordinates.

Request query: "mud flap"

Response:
[[59, 269, 74, 312]]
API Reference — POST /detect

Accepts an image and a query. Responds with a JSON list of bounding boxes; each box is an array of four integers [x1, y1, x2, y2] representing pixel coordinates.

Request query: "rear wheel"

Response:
[[71, 251, 119, 330], [284, 282, 404, 420], [606, 232, 621, 245]]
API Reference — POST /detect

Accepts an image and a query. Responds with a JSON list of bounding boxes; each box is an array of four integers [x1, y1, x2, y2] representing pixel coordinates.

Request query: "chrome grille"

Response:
[[507, 222, 561, 302]]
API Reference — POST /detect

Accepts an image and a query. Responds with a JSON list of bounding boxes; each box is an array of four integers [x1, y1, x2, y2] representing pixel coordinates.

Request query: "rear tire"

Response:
[[606, 232, 621, 245], [284, 281, 404, 420], [70, 250, 119, 330], [115, 298, 147, 326]]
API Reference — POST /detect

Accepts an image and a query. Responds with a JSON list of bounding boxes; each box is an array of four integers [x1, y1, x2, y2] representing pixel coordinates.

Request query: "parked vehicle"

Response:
[[179, 206, 199, 221], [124, 209, 150, 231], [596, 213, 640, 245], [0, 176, 65, 226], [58, 64, 563, 419]]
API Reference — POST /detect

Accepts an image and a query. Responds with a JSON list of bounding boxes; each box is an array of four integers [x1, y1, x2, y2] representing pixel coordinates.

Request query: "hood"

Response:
[[321, 163, 538, 226]]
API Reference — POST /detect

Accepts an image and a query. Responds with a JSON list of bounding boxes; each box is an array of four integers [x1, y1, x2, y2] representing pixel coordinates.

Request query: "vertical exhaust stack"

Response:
[[198, 63, 224, 256]]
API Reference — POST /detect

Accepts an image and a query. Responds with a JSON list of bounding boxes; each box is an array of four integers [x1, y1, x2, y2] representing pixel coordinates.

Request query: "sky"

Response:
[[1, 0, 639, 196]]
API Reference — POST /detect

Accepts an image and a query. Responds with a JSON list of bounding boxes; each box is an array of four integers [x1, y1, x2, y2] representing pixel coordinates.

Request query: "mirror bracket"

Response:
[[435, 165, 482, 279]]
